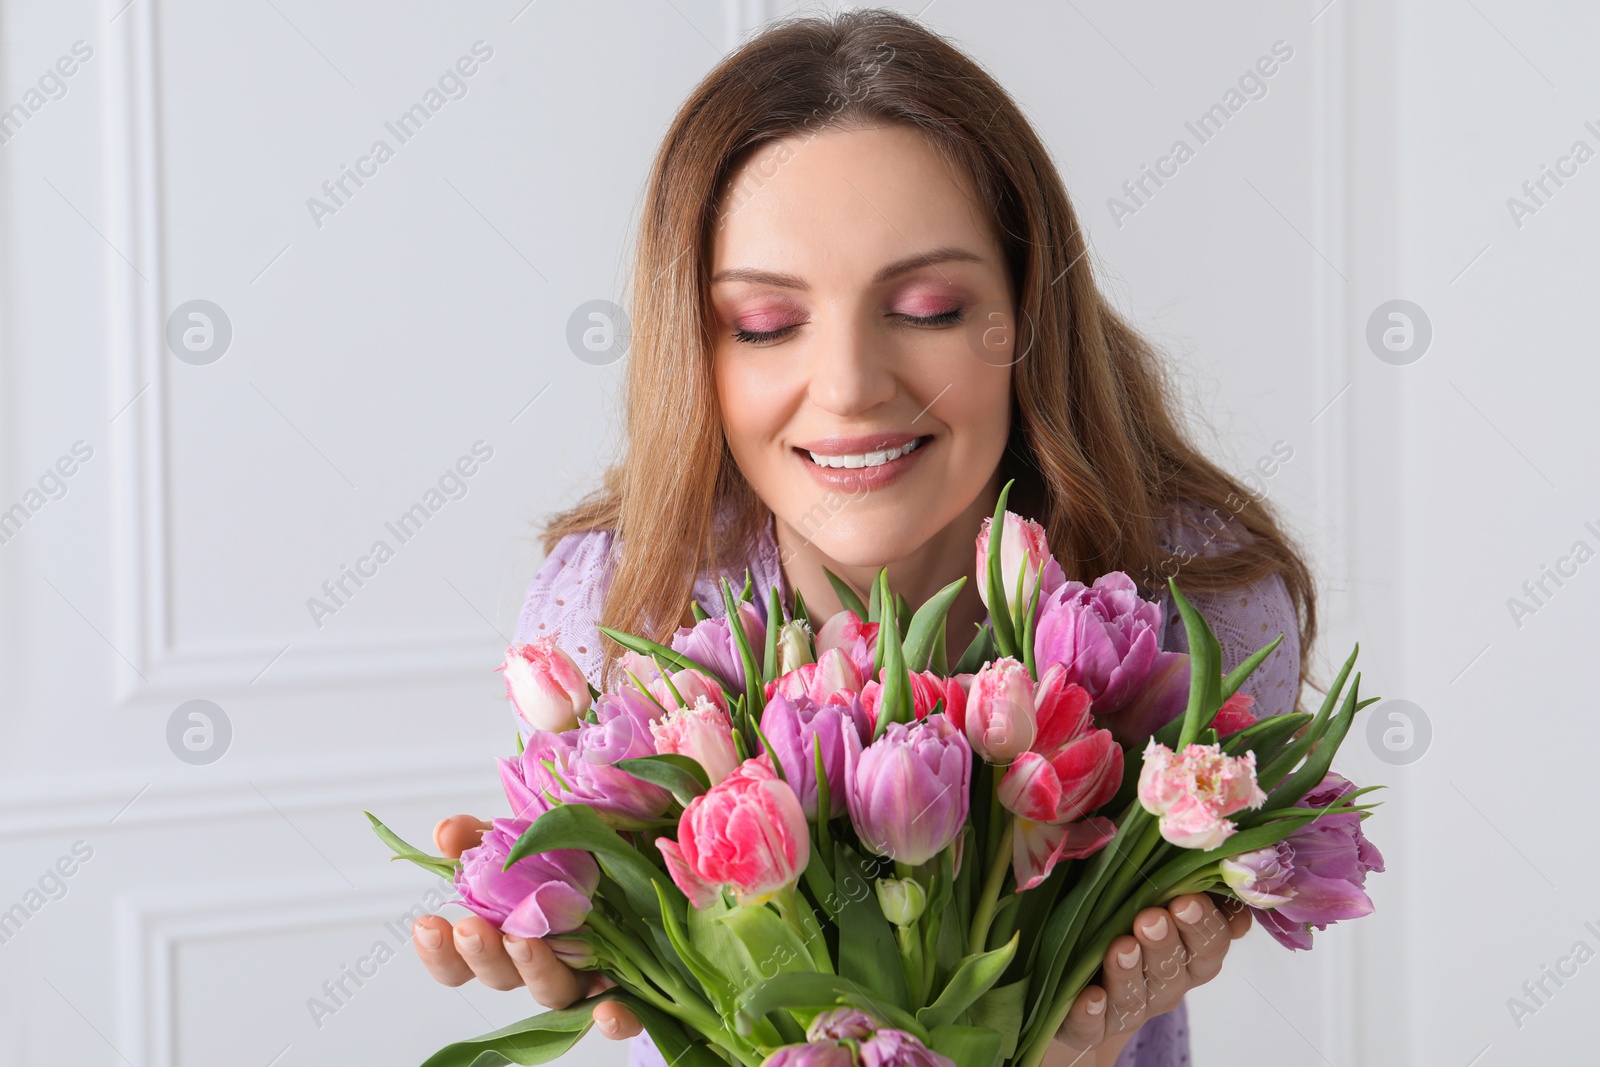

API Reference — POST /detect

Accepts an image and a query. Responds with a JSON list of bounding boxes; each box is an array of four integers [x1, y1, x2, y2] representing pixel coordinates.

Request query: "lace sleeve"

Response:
[[1155, 503, 1302, 719], [512, 528, 618, 689]]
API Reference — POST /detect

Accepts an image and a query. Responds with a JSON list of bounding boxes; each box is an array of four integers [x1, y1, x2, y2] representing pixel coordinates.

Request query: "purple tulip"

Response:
[[502, 699, 672, 829], [760, 692, 871, 820], [760, 1045, 856, 1067], [857, 1030, 957, 1067], [672, 601, 767, 691], [845, 714, 971, 866], [1032, 572, 1191, 746], [1232, 773, 1386, 950], [453, 818, 599, 939], [806, 1008, 881, 1042]]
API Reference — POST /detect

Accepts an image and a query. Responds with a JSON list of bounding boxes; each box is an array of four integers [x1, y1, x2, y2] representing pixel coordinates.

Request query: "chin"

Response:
[[803, 515, 941, 572]]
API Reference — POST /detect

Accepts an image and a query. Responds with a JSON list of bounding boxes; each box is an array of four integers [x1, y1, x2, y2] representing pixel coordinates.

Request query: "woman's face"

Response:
[[710, 124, 1015, 572]]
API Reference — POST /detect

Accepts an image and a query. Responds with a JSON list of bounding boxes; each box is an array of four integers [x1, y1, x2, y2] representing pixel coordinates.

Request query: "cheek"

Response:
[[714, 350, 797, 467]]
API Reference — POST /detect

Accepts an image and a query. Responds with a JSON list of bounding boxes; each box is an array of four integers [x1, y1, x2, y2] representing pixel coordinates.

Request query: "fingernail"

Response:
[[504, 936, 532, 963], [433, 817, 451, 842], [415, 924, 441, 950], [598, 1016, 620, 1036], [1085, 993, 1105, 1017], [456, 930, 482, 954], [1141, 915, 1169, 941], [1116, 945, 1141, 970], [1174, 900, 1204, 924]]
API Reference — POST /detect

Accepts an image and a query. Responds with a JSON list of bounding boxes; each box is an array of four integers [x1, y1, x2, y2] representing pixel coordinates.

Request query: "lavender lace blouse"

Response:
[[511, 502, 1302, 1067]]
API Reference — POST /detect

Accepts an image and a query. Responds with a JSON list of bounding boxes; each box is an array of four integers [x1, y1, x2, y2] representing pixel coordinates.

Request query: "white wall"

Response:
[[0, 0, 1591, 1064]]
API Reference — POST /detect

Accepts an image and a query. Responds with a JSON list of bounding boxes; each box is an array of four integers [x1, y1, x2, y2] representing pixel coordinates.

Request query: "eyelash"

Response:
[[732, 308, 966, 345]]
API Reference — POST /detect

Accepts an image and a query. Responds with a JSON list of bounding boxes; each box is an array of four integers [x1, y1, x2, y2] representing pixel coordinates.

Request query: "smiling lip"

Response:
[[792, 433, 931, 493]]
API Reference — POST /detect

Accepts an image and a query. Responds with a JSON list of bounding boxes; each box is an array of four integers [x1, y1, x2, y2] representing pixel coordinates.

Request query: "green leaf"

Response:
[[1167, 578, 1223, 748], [721, 579, 766, 717], [967, 979, 1027, 1060], [1252, 672, 1368, 817], [615, 754, 709, 805], [868, 571, 883, 625], [504, 804, 683, 922], [650, 881, 740, 1019], [928, 1024, 1003, 1067], [691, 600, 710, 622], [873, 580, 913, 738], [915, 933, 1019, 1031], [736, 973, 927, 1040], [793, 588, 810, 627], [598, 626, 718, 683], [834, 844, 912, 1010], [417, 1005, 591, 1066], [365, 812, 459, 878], [824, 567, 869, 619], [1257, 642, 1359, 791], [1220, 633, 1285, 701], [903, 578, 967, 672], [1220, 712, 1311, 764], [984, 482, 1019, 658], [763, 585, 783, 681], [952, 626, 993, 676]]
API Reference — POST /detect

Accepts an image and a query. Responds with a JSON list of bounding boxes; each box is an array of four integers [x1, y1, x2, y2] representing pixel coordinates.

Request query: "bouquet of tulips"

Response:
[[369, 485, 1385, 1067]]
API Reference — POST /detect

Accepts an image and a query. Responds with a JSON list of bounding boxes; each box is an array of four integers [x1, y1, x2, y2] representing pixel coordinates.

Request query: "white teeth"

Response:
[[807, 438, 923, 469]]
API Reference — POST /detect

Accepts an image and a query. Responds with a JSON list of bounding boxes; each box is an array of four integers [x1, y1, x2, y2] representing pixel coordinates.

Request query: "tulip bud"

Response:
[[875, 877, 927, 927], [964, 658, 1038, 763], [499, 638, 590, 733], [777, 620, 815, 674], [975, 512, 1060, 617]]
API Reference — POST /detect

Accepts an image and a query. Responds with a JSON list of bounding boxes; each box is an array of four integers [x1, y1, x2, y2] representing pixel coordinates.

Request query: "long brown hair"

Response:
[[545, 9, 1319, 706]]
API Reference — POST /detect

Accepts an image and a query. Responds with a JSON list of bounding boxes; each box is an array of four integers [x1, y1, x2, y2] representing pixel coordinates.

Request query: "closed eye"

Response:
[[731, 308, 966, 345]]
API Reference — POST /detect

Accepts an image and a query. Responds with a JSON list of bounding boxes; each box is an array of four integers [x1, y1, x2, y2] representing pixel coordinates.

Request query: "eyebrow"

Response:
[[709, 246, 985, 289]]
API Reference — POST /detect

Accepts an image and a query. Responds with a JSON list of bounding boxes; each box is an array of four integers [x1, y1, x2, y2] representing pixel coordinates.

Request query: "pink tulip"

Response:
[[845, 715, 971, 866], [995, 663, 1122, 888], [815, 610, 879, 679], [656, 758, 809, 908], [768, 648, 864, 706], [671, 602, 767, 691], [649, 695, 742, 784], [975, 511, 1065, 617], [503, 701, 672, 828], [962, 658, 1038, 763], [498, 638, 590, 733], [453, 817, 599, 939], [861, 670, 967, 730], [1211, 692, 1258, 737], [1137, 739, 1267, 850]]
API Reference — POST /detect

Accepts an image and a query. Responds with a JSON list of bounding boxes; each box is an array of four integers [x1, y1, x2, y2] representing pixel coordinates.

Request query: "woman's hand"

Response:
[[411, 814, 643, 1040], [1049, 893, 1252, 1066]]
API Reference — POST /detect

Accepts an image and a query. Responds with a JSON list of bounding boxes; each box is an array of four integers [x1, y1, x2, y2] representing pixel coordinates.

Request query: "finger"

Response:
[[502, 933, 587, 1008], [1100, 934, 1147, 1037], [1054, 984, 1107, 1055], [435, 815, 493, 858], [1133, 906, 1186, 1015], [452, 915, 526, 991], [413, 915, 474, 986], [593, 1000, 644, 1040], [1172, 894, 1233, 986], [1216, 894, 1253, 939]]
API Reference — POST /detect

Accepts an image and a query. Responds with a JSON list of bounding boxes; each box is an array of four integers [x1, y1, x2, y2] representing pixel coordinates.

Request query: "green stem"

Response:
[[586, 911, 731, 1043], [895, 922, 926, 1008], [967, 817, 1015, 956], [775, 886, 834, 973]]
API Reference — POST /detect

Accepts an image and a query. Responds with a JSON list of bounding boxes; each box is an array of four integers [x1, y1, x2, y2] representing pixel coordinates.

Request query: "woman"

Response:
[[414, 10, 1316, 1067]]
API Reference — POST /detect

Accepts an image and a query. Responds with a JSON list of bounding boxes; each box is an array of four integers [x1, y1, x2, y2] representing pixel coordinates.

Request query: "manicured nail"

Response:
[[415, 924, 441, 950], [1085, 993, 1105, 1017], [504, 936, 532, 963], [1141, 915, 1169, 941], [1174, 900, 1204, 925], [433, 817, 451, 843], [598, 1016, 620, 1036], [456, 930, 482, 954], [1116, 945, 1141, 970]]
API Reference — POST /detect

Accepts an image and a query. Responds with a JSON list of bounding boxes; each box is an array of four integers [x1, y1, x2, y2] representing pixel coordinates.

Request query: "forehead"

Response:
[[711, 124, 998, 276]]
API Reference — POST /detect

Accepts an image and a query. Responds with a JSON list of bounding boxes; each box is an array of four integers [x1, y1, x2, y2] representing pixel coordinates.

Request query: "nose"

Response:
[[805, 308, 897, 418]]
